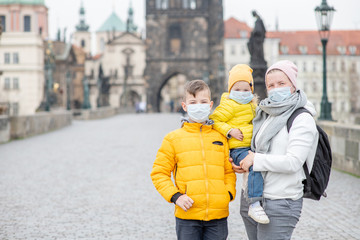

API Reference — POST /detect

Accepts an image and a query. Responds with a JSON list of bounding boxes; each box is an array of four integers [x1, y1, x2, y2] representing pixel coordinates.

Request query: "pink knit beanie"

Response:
[[265, 60, 298, 89]]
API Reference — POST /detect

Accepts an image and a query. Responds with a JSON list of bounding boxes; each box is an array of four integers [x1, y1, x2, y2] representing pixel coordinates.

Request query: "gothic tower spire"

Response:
[[126, 0, 137, 33], [76, 0, 89, 32]]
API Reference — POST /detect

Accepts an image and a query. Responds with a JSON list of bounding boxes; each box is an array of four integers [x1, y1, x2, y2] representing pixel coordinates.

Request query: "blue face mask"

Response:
[[268, 87, 292, 102], [229, 91, 254, 104], [186, 104, 211, 123]]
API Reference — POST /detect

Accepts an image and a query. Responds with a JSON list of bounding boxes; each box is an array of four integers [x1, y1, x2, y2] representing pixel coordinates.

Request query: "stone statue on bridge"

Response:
[[247, 10, 267, 99], [247, 10, 267, 67]]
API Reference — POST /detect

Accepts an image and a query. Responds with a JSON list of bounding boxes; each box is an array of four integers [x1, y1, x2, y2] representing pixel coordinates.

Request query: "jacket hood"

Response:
[[304, 101, 317, 117], [181, 117, 214, 127]]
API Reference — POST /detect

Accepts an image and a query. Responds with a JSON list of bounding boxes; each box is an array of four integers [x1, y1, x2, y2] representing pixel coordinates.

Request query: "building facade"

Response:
[[224, 17, 360, 123], [82, 3, 146, 111], [145, 0, 225, 112], [0, 0, 47, 116]]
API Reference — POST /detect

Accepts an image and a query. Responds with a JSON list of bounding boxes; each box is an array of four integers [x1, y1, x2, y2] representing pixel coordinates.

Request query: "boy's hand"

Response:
[[229, 129, 243, 141], [229, 157, 246, 174], [175, 194, 194, 212]]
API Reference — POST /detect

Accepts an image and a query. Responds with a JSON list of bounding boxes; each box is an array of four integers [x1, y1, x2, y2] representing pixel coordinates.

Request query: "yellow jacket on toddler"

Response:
[[210, 92, 256, 149]]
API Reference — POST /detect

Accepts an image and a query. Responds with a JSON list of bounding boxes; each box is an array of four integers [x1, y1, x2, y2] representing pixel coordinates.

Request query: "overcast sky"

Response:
[[45, 0, 360, 51]]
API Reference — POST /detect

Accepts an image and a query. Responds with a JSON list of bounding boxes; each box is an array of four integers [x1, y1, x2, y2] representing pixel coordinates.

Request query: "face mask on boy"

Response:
[[268, 86, 292, 102], [187, 104, 211, 123], [229, 91, 254, 104]]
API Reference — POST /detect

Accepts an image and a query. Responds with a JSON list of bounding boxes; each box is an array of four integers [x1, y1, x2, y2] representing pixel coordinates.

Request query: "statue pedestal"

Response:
[[251, 64, 267, 100]]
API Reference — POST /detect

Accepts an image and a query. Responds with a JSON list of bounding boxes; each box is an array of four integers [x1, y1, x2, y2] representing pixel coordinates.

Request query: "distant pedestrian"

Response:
[[210, 64, 269, 224], [231, 60, 319, 240], [139, 101, 146, 113], [151, 80, 236, 240], [170, 99, 174, 112]]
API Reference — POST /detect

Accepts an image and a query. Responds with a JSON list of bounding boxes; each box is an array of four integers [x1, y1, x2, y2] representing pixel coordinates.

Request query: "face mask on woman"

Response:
[[229, 90, 254, 104], [186, 104, 211, 123], [268, 86, 292, 102]]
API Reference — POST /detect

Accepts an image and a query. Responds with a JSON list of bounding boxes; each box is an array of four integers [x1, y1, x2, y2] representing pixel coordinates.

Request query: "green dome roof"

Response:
[[0, 0, 45, 5], [97, 12, 126, 33]]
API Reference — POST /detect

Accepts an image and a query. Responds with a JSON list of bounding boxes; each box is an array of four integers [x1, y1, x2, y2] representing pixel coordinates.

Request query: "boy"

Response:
[[210, 64, 269, 224], [151, 80, 236, 240]]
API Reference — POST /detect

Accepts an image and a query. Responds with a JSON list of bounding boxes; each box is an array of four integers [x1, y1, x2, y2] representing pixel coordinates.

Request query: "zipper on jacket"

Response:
[[200, 126, 209, 220]]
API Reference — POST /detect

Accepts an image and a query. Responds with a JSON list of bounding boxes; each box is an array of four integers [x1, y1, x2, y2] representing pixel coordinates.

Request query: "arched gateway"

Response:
[[145, 0, 225, 112]]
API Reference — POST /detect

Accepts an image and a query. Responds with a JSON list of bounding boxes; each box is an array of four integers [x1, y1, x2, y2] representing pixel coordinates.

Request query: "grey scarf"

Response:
[[251, 90, 308, 154]]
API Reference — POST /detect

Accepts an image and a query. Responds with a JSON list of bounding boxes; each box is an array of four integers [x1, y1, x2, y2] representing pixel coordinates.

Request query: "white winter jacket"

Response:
[[245, 101, 319, 200]]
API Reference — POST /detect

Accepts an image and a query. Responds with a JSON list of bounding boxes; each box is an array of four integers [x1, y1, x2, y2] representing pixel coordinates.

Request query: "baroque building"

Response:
[[145, 0, 225, 112], [83, 2, 146, 110], [0, 0, 48, 116]]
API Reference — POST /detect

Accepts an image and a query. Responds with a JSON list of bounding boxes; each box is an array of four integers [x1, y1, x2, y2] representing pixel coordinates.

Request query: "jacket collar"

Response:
[[181, 117, 214, 132]]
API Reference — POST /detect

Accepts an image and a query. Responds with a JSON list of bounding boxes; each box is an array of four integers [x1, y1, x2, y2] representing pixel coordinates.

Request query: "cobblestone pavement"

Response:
[[0, 113, 359, 240]]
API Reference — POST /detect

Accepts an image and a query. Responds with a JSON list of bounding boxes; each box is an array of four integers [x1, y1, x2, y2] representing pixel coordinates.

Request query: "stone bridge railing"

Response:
[[319, 121, 360, 177], [9, 111, 72, 139], [0, 107, 134, 143]]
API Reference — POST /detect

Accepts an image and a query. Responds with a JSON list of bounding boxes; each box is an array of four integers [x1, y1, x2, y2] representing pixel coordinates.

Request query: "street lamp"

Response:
[[82, 76, 91, 109], [315, 0, 335, 120], [66, 71, 71, 110], [45, 41, 55, 112]]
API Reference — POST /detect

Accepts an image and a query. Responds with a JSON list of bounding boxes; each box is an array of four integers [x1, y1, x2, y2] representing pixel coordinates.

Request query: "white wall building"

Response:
[[85, 32, 146, 110], [0, 0, 47, 116]]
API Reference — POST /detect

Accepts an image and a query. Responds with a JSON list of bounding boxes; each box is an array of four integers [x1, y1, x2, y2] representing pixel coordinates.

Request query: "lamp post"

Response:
[[315, 0, 335, 120], [82, 76, 91, 109], [66, 71, 71, 110], [45, 41, 55, 112]]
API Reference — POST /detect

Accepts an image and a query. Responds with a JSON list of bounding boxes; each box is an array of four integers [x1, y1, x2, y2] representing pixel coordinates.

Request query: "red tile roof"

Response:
[[224, 17, 360, 56], [268, 30, 360, 55], [224, 17, 252, 39]]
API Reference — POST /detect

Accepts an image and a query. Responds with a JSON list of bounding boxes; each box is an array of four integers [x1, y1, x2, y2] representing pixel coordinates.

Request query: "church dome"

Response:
[[97, 12, 126, 33]]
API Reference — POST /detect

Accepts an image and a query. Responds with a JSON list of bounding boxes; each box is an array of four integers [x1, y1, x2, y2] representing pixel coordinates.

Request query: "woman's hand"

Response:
[[229, 157, 246, 174], [239, 151, 255, 172]]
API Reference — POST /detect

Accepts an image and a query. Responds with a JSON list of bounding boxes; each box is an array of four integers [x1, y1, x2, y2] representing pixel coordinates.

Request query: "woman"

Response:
[[232, 60, 319, 240]]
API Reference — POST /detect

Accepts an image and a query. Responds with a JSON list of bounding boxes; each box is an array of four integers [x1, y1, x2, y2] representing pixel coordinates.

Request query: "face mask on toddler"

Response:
[[229, 91, 254, 104], [186, 104, 211, 123]]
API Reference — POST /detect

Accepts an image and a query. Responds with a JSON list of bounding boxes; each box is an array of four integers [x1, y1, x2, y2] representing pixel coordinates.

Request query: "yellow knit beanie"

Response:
[[228, 64, 254, 92]]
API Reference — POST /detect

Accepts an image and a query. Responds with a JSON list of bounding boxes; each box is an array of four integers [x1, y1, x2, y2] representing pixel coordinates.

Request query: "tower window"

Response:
[[156, 0, 168, 9], [4, 53, 10, 64], [13, 53, 19, 64], [169, 25, 182, 55], [13, 78, 19, 89], [81, 39, 86, 48], [4, 78, 10, 90], [0, 16, 5, 32], [183, 0, 196, 9], [24, 15, 31, 32]]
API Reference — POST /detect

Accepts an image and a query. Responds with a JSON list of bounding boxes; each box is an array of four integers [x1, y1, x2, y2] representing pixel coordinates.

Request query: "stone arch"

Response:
[[157, 71, 188, 112]]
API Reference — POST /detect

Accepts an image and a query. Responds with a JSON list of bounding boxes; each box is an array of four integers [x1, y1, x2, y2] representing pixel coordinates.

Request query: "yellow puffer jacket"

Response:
[[151, 122, 236, 221], [210, 93, 256, 149]]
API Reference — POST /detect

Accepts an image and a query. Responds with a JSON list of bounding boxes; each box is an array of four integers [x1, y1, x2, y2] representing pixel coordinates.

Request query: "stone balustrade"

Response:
[[318, 121, 360, 176], [0, 116, 10, 143], [9, 111, 72, 140]]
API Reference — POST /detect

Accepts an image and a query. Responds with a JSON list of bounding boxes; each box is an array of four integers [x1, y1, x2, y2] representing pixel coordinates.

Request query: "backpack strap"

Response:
[[286, 107, 311, 132], [287, 107, 313, 194]]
